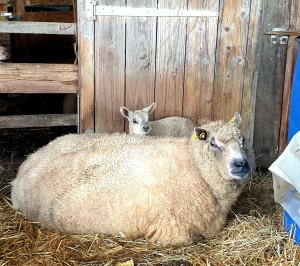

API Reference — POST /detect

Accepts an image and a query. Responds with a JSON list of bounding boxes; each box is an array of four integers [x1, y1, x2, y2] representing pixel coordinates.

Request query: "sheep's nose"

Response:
[[143, 125, 150, 132], [231, 159, 249, 174]]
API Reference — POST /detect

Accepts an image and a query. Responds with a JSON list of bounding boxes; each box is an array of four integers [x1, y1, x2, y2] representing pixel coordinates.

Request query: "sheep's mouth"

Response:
[[229, 168, 250, 180], [137, 130, 150, 136]]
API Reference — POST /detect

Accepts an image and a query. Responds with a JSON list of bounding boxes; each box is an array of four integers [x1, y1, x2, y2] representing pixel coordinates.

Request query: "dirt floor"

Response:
[[0, 130, 299, 265]]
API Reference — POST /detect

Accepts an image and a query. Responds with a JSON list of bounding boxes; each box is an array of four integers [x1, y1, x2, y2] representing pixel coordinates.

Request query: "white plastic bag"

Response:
[[269, 131, 300, 226]]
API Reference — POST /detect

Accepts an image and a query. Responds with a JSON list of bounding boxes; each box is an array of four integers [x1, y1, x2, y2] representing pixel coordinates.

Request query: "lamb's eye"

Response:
[[132, 118, 138, 124]]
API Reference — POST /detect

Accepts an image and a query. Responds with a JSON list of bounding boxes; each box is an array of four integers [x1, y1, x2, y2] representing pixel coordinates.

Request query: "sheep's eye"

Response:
[[210, 137, 222, 151], [132, 118, 138, 124], [210, 142, 219, 149]]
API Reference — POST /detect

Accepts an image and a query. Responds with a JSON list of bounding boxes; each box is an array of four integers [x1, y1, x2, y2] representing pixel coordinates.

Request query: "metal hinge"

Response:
[[86, 0, 96, 20], [86, 3, 219, 20], [0, 12, 13, 19]]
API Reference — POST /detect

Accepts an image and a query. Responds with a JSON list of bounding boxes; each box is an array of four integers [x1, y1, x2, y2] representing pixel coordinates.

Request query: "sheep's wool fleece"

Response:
[[149, 117, 197, 137], [11, 123, 253, 246]]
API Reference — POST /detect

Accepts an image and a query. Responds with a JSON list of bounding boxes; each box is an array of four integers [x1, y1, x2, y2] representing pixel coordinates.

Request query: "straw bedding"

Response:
[[1, 159, 299, 265]]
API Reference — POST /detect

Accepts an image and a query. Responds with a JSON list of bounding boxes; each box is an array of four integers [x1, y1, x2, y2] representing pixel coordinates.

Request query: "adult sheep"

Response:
[[11, 115, 253, 246], [120, 103, 197, 137]]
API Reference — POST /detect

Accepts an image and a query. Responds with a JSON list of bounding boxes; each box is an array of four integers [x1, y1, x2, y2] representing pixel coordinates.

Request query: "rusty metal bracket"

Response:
[[267, 28, 289, 45]]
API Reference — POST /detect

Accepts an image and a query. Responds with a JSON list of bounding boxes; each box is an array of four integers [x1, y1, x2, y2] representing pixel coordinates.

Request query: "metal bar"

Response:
[[95, 6, 219, 17], [265, 30, 300, 36]]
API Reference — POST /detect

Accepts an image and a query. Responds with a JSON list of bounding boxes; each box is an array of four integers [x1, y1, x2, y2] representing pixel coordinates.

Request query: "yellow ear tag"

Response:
[[191, 133, 199, 141], [229, 116, 236, 124], [191, 131, 207, 141]]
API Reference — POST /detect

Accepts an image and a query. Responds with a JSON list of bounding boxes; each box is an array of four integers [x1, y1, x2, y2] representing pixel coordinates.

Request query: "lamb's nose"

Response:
[[143, 126, 149, 132]]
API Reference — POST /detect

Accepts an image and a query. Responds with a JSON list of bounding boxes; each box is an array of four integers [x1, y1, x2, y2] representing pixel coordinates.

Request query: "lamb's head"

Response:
[[120, 103, 156, 136], [0, 46, 9, 61], [193, 113, 252, 182]]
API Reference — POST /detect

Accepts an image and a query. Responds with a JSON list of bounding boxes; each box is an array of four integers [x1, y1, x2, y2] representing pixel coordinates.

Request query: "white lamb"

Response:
[[11, 114, 254, 246], [0, 45, 9, 62], [120, 103, 197, 137]]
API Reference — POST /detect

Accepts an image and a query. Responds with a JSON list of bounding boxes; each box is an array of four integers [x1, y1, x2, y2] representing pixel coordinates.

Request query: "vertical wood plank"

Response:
[[77, 0, 95, 133], [253, 0, 291, 167], [240, 0, 262, 146], [183, 0, 219, 125], [154, 0, 188, 120], [125, 0, 156, 120], [95, 0, 125, 133], [279, 0, 300, 152], [279, 36, 297, 153], [212, 0, 251, 121]]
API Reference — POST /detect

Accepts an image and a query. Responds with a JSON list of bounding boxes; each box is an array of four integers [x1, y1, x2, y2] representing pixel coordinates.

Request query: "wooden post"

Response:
[[279, 0, 300, 153], [77, 0, 95, 133]]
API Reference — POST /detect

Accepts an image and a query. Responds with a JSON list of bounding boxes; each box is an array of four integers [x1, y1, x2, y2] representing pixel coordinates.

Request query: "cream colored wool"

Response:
[[0, 45, 9, 61], [11, 121, 253, 246], [149, 116, 197, 137], [120, 103, 197, 137]]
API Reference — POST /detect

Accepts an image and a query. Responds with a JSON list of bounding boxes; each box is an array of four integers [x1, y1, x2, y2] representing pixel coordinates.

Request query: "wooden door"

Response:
[[77, 0, 259, 152]]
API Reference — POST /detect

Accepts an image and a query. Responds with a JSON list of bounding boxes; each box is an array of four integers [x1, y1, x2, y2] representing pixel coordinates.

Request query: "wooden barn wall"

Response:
[[94, 0, 257, 132], [78, 0, 299, 168]]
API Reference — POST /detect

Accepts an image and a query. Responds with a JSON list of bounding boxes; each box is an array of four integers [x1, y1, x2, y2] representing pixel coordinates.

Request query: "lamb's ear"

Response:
[[143, 102, 156, 114], [191, 127, 208, 141], [120, 106, 131, 119], [229, 112, 242, 128]]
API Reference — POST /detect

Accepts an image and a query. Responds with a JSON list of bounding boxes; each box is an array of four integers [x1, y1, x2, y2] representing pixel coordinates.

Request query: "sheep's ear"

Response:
[[229, 112, 242, 128], [120, 106, 131, 118], [143, 102, 156, 114], [191, 127, 207, 141]]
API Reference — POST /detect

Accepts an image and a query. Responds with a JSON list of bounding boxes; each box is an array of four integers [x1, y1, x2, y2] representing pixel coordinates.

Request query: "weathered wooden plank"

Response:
[[95, 0, 125, 133], [279, 0, 300, 152], [77, 0, 95, 133], [0, 114, 77, 128], [24, 0, 73, 5], [23, 12, 74, 22], [253, 0, 291, 167], [240, 0, 262, 147], [154, 0, 188, 120], [212, 0, 251, 121], [183, 0, 219, 125], [279, 36, 297, 153], [0, 21, 75, 35], [0, 63, 78, 93], [125, 0, 156, 125]]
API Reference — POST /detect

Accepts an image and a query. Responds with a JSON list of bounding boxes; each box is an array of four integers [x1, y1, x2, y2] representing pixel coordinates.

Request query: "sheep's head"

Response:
[[193, 113, 251, 181], [0, 46, 9, 61], [120, 103, 156, 136]]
